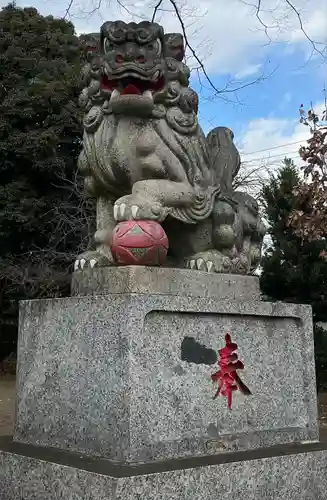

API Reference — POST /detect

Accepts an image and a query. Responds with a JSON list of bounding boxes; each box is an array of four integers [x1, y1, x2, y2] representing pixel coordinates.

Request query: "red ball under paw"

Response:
[[110, 220, 169, 266]]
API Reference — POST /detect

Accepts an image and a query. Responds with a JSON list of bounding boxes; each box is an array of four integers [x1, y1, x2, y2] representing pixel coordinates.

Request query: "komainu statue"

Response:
[[75, 21, 265, 274]]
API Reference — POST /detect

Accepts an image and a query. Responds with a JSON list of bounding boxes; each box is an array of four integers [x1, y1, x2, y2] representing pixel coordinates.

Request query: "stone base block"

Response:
[[1, 438, 327, 500], [14, 276, 318, 463], [71, 265, 261, 300]]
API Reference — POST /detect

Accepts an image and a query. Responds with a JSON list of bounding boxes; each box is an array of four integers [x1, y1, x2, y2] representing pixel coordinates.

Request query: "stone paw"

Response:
[[231, 255, 251, 275], [74, 251, 113, 272], [186, 257, 215, 272], [113, 195, 168, 222], [185, 251, 233, 273]]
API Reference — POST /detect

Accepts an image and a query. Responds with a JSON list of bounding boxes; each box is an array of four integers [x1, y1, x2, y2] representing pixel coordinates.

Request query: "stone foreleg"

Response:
[[74, 196, 116, 271], [113, 179, 196, 222]]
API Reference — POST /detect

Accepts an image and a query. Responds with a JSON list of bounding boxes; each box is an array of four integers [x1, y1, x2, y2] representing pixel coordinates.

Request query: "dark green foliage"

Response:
[[314, 325, 327, 392], [0, 4, 94, 360], [260, 159, 327, 390]]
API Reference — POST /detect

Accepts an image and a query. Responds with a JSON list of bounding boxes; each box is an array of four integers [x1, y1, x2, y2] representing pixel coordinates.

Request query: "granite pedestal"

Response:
[[1, 436, 327, 500], [1, 267, 325, 499]]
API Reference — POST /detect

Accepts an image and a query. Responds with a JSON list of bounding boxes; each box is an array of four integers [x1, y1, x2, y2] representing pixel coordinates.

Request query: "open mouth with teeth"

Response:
[[101, 71, 165, 97]]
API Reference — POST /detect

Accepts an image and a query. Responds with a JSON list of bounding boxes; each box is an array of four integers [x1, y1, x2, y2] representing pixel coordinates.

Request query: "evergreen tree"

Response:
[[260, 158, 327, 389], [0, 4, 94, 360]]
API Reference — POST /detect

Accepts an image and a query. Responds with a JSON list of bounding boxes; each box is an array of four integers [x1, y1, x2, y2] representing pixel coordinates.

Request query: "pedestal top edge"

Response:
[[70, 266, 261, 301]]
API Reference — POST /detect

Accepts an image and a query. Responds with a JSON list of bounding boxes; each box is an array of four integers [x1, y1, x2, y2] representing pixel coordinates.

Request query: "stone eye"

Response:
[[137, 28, 150, 41], [111, 28, 125, 41]]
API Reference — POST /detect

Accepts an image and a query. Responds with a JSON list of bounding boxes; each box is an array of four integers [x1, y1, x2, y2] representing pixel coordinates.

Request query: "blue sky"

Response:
[[2, 0, 326, 185], [196, 51, 325, 134]]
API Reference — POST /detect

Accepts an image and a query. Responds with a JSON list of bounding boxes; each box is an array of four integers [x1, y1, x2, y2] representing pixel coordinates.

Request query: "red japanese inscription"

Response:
[[211, 333, 251, 409]]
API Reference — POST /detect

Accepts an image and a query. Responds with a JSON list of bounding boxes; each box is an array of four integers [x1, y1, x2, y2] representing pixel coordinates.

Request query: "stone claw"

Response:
[[74, 258, 97, 271], [73, 251, 113, 272], [186, 251, 233, 274], [186, 258, 215, 272], [114, 194, 167, 222]]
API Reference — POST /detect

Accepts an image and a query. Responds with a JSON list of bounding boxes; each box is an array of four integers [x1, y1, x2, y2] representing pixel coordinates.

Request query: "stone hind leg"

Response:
[[209, 196, 265, 275], [74, 197, 116, 271], [211, 199, 239, 256], [183, 199, 240, 274], [162, 200, 238, 274]]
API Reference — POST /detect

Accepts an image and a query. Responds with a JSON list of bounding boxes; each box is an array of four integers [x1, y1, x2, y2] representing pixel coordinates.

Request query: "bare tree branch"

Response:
[[284, 0, 326, 58], [233, 161, 272, 195], [251, 0, 326, 59], [117, 0, 148, 20], [152, 0, 222, 93], [153, 0, 270, 97], [151, 0, 164, 22], [254, 0, 275, 42], [64, 0, 74, 19]]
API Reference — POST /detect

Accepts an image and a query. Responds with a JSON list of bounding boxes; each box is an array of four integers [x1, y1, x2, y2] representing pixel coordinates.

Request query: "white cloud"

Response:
[[234, 101, 326, 195], [235, 64, 262, 79], [240, 100, 326, 162], [6, 0, 326, 78], [239, 117, 309, 166], [235, 116, 305, 194]]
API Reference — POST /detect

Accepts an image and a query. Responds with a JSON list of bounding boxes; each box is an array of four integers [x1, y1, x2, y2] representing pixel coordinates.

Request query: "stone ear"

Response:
[[80, 34, 100, 61], [163, 33, 185, 61]]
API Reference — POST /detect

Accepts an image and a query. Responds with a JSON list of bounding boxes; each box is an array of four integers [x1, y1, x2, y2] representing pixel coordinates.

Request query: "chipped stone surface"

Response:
[[14, 288, 318, 463]]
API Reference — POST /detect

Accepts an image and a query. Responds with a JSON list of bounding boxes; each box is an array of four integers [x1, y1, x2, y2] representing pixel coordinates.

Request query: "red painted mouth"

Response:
[[121, 84, 142, 95], [100, 74, 165, 95]]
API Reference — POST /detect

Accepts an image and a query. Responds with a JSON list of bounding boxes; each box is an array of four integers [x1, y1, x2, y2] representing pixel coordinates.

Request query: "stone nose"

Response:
[[116, 44, 145, 64]]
